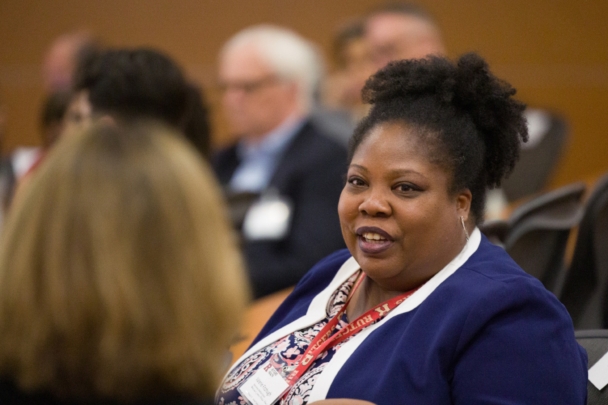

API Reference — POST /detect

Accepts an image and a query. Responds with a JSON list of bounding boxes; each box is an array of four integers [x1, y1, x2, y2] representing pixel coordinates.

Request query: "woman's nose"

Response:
[[359, 189, 391, 216]]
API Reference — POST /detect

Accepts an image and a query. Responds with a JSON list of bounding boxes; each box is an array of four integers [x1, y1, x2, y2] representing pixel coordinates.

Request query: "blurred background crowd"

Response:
[[1, 0, 607, 186]]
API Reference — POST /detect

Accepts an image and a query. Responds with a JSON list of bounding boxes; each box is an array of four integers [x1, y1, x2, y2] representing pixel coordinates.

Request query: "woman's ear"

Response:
[[456, 189, 472, 221]]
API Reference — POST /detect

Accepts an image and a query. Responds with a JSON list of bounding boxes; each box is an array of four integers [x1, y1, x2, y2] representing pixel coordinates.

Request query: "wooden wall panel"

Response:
[[1, 0, 607, 187]]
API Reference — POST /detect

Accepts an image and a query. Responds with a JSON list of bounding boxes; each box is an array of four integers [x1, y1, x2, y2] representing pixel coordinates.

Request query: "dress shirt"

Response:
[[229, 116, 305, 193]]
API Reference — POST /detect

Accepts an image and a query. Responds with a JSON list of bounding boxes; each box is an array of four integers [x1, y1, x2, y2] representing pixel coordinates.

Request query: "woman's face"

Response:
[[338, 122, 471, 292]]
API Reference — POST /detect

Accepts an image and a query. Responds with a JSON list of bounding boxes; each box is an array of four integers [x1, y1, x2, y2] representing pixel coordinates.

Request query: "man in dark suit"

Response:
[[215, 25, 347, 298]]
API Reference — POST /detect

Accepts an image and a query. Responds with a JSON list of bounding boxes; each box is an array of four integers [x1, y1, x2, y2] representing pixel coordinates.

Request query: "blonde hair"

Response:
[[0, 121, 249, 401]]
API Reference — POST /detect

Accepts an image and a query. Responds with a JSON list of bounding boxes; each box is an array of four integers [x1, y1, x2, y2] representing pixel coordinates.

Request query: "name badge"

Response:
[[237, 361, 290, 405], [242, 189, 292, 241]]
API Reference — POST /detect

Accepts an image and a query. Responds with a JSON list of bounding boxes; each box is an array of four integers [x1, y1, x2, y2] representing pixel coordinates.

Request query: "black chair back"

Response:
[[481, 182, 586, 296], [562, 173, 608, 329]]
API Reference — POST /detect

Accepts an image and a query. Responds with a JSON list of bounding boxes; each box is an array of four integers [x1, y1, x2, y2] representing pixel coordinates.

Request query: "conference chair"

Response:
[[561, 173, 608, 329], [481, 182, 586, 296], [501, 108, 569, 202], [574, 329, 608, 403]]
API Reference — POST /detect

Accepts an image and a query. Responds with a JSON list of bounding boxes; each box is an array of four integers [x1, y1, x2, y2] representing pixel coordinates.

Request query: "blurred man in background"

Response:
[[0, 32, 101, 210], [214, 25, 347, 298], [365, 3, 445, 70], [0, 88, 55, 218], [323, 18, 374, 124], [322, 3, 443, 128]]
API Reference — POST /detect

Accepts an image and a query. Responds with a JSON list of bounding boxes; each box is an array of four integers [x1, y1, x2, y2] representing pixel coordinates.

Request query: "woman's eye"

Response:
[[395, 183, 417, 192], [347, 177, 365, 187]]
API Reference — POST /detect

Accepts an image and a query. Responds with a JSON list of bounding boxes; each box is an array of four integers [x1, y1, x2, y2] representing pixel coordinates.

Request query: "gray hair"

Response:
[[221, 25, 324, 111]]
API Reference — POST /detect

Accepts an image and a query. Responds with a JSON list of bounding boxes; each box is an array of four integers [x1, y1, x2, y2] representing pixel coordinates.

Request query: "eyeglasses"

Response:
[[218, 75, 280, 95]]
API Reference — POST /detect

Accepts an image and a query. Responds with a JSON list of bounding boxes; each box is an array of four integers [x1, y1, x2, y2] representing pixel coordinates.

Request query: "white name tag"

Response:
[[589, 350, 608, 391], [238, 361, 290, 405], [242, 191, 292, 241]]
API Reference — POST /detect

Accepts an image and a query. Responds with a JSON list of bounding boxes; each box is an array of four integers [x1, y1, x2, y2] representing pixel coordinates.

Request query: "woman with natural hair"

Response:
[[0, 121, 249, 404], [217, 54, 587, 405]]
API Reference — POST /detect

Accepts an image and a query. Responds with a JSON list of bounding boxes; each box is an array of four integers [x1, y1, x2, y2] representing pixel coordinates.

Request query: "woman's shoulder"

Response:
[[454, 236, 551, 295], [428, 236, 572, 332]]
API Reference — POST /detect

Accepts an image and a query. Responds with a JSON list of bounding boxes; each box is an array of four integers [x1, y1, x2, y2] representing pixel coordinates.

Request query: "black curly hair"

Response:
[[73, 48, 211, 158], [349, 53, 528, 223]]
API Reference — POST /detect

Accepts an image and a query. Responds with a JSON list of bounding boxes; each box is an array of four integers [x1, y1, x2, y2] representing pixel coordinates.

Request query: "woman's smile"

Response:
[[357, 226, 394, 254]]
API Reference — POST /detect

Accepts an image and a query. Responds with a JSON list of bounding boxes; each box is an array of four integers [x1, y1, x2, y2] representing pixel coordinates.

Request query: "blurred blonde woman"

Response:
[[0, 121, 249, 404]]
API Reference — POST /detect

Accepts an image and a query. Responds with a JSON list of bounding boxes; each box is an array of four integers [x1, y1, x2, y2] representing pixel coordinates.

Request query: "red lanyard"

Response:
[[285, 272, 419, 383]]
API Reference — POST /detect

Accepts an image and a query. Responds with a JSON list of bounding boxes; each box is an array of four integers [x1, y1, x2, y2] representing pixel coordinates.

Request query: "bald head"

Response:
[[43, 31, 98, 92], [366, 9, 445, 69]]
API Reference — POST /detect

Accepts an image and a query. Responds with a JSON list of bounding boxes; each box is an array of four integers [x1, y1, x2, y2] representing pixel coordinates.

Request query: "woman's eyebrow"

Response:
[[349, 164, 424, 178], [348, 164, 368, 172], [388, 168, 422, 176]]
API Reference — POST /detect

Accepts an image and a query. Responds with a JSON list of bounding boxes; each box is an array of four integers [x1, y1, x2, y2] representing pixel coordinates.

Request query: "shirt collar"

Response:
[[237, 115, 306, 160]]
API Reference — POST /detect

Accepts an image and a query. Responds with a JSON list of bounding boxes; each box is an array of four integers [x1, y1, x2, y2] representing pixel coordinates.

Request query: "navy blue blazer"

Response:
[[213, 120, 348, 298], [243, 232, 588, 404]]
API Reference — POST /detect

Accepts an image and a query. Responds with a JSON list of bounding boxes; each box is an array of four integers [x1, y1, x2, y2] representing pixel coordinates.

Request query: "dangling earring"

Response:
[[460, 216, 470, 242]]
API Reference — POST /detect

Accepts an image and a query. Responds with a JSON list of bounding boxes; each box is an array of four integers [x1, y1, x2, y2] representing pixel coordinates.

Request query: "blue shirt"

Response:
[[229, 117, 305, 193]]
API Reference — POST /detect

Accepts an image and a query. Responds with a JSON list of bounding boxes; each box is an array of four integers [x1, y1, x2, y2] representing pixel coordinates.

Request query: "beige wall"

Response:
[[1, 0, 607, 187]]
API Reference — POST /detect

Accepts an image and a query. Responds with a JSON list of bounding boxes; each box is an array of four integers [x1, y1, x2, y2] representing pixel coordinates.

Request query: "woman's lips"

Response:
[[356, 226, 394, 255]]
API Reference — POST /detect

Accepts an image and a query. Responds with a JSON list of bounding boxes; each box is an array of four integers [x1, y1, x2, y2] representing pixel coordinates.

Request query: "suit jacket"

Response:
[[232, 230, 587, 405], [213, 120, 348, 298]]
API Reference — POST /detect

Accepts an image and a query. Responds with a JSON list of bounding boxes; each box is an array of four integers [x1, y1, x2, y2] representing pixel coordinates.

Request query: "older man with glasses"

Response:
[[214, 25, 348, 299]]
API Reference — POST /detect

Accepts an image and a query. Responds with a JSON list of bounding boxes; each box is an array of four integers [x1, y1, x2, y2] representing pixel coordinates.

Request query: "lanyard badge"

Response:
[[237, 361, 290, 405], [238, 273, 419, 405]]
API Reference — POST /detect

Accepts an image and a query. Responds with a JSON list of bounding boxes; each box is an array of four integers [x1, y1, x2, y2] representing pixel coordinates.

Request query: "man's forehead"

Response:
[[219, 44, 274, 80], [367, 13, 431, 41]]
